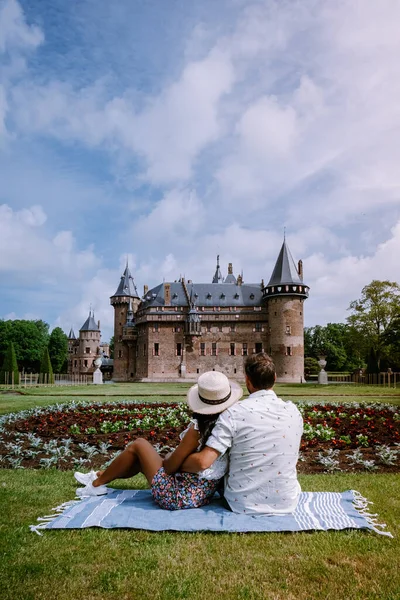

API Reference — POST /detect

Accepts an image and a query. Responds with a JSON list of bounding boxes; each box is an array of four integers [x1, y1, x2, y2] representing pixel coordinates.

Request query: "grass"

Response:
[[1, 385, 400, 599], [0, 469, 399, 600]]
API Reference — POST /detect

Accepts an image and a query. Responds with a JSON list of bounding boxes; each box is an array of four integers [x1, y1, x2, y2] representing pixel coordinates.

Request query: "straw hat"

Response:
[[187, 371, 243, 415]]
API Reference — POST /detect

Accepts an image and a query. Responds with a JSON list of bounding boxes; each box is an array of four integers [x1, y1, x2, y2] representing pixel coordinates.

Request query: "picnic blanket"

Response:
[[30, 489, 392, 537]]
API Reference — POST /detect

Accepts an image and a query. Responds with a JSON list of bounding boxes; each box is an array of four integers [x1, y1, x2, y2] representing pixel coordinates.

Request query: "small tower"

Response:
[[78, 311, 101, 375], [224, 263, 237, 284], [212, 255, 224, 283], [110, 263, 140, 381], [67, 328, 77, 374], [263, 240, 309, 383]]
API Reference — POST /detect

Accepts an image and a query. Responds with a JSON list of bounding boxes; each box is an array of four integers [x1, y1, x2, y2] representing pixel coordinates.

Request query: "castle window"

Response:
[[242, 343, 248, 356], [230, 343, 235, 356], [118, 350, 122, 358], [207, 324, 211, 333], [154, 343, 159, 356], [143, 344, 146, 357], [212, 343, 217, 356], [255, 343, 262, 354], [84, 360, 88, 367], [85, 347, 90, 354], [230, 324, 236, 332], [74, 348, 77, 354], [197, 368, 199, 374], [254, 306, 262, 311], [286, 346, 293, 356], [274, 312, 277, 316], [173, 326, 181, 333], [254, 323, 262, 332], [250, 293, 255, 300], [219, 325, 223, 332], [154, 323, 159, 332], [286, 325, 291, 335], [200, 343, 205, 356], [176, 343, 182, 357], [74, 360, 77, 367]]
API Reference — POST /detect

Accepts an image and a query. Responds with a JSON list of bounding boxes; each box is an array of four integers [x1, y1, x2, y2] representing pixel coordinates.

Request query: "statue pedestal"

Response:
[[318, 370, 328, 385], [93, 368, 103, 385]]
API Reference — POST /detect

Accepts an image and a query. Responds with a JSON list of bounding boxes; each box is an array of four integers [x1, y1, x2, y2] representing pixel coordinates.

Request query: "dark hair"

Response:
[[244, 352, 276, 390], [192, 412, 220, 449]]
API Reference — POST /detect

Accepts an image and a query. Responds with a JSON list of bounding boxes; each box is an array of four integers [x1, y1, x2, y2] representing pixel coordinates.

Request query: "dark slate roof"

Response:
[[140, 281, 263, 309], [111, 265, 139, 298], [68, 328, 76, 339], [267, 241, 303, 286], [80, 311, 100, 331]]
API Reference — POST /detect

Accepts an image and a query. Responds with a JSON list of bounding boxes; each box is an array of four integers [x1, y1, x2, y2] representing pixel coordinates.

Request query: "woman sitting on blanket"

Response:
[[74, 371, 242, 510]]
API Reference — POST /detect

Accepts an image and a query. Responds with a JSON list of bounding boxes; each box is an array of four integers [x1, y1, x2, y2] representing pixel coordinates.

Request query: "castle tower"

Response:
[[77, 311, 101, 375], [263, 240, 309, 383], [67, 327, 76, 374], [110, 263, 140, 381]]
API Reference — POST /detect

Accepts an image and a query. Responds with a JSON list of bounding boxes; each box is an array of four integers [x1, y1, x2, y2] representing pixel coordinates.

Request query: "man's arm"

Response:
[[181, 446, 221, 473], [181, 411, 235, 473]]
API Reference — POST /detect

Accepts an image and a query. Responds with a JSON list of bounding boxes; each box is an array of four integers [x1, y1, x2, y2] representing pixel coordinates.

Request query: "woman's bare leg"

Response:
[[94, 438, 163, 487]]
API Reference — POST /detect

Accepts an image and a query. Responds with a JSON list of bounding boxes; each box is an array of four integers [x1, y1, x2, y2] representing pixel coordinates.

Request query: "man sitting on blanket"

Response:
[[181, 352, 303, 514]]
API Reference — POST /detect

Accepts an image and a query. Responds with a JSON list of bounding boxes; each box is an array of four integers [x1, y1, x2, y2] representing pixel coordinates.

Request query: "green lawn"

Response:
[[1, 385, 400, 599], [1, 382, 400, 415], [0, 470, 399, 600]]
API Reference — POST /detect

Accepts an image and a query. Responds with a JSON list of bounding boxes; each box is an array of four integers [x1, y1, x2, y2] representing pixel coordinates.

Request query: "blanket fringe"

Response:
[[351, 490, 393, 538], [29, 498, 82, 536]]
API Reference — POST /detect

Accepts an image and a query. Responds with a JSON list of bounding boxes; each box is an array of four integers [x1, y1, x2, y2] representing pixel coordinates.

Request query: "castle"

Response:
[[67, 313, 110, 378], [109, 239, 309, 383]]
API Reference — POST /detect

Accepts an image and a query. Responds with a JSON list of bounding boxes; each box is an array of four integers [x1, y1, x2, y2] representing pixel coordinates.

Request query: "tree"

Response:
[[0, 341, 20, 384], [304, 323, 364, 372], [48, 327, 68, 373], [39, 346, 54, 383], [347, 280, 400, 369], [0, 319, 49, 372]]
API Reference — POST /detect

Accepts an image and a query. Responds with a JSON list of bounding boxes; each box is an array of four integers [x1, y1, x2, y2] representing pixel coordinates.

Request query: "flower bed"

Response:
[[0, 401, 399, 473]]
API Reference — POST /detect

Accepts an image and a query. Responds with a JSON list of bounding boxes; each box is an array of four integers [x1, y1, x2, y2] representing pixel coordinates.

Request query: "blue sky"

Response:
[[1, 0, 400, 341]]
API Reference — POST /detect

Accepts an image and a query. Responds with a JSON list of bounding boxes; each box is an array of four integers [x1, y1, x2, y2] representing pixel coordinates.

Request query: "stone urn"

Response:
[[318, 357, 328, 385]]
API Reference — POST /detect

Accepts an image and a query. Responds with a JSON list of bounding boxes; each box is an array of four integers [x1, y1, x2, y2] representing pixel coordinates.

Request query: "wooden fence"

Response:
[[0, 373, 91, 389], [307, 372, 399, 387]]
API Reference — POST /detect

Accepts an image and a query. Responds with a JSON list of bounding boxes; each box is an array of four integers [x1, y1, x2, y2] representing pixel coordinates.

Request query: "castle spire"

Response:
[[212, 254, 224, 283], [111, 263, 139, 299]]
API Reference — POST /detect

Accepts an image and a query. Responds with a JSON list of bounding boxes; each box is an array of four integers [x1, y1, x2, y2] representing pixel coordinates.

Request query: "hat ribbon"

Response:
[[198, 388, 231, 405]]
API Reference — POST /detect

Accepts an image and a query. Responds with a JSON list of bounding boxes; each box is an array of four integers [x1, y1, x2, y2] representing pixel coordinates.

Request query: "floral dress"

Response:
[[151, 419, 228, 511]]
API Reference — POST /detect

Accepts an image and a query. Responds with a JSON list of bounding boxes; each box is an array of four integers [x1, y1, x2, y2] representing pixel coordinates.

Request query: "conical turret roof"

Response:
[[68, 327, 76, 339], [111, 264, 139, 298], [267, 240, 303, 286], [80, 311, 100, 332]]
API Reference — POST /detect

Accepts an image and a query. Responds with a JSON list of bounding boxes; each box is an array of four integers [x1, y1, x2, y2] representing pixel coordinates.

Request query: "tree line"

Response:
[[305, 280, 400, 374], [0, 320, 68, 384]]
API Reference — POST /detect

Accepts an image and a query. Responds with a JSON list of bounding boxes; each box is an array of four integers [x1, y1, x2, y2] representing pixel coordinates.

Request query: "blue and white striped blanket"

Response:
[[30, 489, 392, 537]]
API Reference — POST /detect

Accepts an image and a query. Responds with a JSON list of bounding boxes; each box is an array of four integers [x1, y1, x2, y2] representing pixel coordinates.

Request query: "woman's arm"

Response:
[[162, 425, 200, 475]]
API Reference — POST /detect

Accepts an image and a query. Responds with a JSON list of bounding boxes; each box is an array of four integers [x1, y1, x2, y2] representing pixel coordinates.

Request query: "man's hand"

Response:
[[181, 446, 220, 473]]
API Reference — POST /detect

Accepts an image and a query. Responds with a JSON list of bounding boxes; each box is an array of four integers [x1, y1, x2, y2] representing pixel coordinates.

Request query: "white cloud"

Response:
[[0, 204, 98, 277], [0, 0, 43, 52]]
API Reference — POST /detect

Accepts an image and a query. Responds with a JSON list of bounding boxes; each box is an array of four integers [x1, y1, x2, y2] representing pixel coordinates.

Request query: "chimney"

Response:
[[144, 284, 148, 295], [97, 320, 100, 330], [164, 283, 171, 305], [228, 263, 233, 275], [237, 274, 243, 286], [298, 260, 303, 281]]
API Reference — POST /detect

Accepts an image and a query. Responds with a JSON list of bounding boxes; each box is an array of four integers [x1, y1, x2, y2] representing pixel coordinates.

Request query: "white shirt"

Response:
[[206, 389, 303, 514]]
